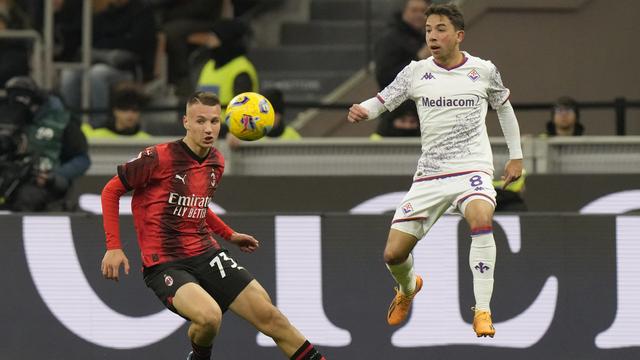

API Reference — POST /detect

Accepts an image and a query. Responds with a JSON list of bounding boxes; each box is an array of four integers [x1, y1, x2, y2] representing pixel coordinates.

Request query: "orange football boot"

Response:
[[472, 309, 496, 337], [387, 275, 423, 325]]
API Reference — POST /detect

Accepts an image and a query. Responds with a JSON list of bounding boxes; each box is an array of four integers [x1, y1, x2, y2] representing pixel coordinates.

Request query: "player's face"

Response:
[[425, 14, 464, 62], [183, 103, 222, 150]]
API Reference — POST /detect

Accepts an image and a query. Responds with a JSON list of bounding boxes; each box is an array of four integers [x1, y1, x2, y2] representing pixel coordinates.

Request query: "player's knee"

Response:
[[466, 209, 493, 229], [384, 248, 409, 265], [468, 214, 493, 229], [190, 306, 222, 332]]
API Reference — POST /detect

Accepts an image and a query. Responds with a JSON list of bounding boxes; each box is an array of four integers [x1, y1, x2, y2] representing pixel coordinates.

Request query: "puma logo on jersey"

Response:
[[175, 174, 187, 184]]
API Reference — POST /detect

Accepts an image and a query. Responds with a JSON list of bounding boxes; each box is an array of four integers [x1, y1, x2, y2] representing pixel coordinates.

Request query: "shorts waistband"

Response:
[[413, 170, 491, 183]]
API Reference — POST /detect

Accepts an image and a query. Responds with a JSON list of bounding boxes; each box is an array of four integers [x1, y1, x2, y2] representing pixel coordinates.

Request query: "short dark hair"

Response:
[[553, 96, 580, 121], [425, 3, 465, 31], [187, 91, 220, 108], [403, 0, 431, 9], [111, 82, 148, 110]]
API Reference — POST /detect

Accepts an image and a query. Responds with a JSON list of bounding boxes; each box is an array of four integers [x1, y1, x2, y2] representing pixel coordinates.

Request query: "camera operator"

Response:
[[1, 76, 90, 211]]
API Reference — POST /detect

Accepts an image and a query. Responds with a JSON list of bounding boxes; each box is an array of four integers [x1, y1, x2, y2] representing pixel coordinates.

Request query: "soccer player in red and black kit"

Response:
[[100, 92, 326, 360]]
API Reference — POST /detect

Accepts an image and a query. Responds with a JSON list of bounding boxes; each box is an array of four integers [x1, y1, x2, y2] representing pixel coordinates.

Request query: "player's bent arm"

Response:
[[350, 63, 414, 123], [205, 209, 259, 253], [206, 208, 234, 240], [496, 100, 523, 160], [359, 96, 387, 120], [227, 232, 259, 253]]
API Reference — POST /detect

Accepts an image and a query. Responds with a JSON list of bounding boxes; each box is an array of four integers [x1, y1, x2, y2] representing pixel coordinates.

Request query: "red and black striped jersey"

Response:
[[117, 140, 224, 267]]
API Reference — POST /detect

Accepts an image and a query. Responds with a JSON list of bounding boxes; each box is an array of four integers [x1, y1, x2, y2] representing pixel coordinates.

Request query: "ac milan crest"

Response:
[[164, 274, 173, 287]]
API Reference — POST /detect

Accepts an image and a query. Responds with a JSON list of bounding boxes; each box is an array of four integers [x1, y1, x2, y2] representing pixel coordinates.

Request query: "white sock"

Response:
[[386, 253, 417, 295], [469, 232, 496, 312]]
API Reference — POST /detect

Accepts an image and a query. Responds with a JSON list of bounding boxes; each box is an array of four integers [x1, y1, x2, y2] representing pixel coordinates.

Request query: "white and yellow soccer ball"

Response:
[[224, 92, 275, 141]]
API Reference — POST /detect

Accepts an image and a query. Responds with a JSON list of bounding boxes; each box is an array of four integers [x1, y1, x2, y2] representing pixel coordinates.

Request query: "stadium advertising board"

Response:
[[71, 174, 640, 213], [2, 213, 639, 360]]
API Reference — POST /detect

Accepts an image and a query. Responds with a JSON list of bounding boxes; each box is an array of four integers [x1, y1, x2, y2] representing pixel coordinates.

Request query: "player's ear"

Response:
[[182, 115, 189, 130], [456, 30, 465, 43]]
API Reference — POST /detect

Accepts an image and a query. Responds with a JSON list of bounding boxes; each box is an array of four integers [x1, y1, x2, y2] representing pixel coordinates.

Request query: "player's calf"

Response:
[[186, 341, 212, 360], [290, 340, 326, 360], [253, 305, 295, 341]]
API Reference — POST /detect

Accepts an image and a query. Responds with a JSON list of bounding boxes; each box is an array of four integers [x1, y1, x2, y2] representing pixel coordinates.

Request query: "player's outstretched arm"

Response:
[[101, 249, 130, 282], [348, 62, 415, 124], [348, 96, 388, 123]]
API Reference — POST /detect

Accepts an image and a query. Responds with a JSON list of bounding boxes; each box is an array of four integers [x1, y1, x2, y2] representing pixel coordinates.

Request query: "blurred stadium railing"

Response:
[[88, 136, 640, 176], [0, 30, 44, 86], [78, 98, 640, 137]]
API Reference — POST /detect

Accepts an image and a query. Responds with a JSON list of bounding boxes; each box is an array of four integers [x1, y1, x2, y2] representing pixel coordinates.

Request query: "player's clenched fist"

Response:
[[347, 104, 369, 123]]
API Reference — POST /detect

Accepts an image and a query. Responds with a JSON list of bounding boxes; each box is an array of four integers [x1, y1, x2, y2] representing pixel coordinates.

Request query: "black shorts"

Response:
[[143, 248, 254, 316]]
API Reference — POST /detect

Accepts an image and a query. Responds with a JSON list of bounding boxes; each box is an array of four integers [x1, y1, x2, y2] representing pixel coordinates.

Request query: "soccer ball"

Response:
[[224, 92, 275, 141]]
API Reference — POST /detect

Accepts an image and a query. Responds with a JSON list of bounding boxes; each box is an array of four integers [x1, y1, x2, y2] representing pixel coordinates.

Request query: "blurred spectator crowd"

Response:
[[0, 0, 598, 213], [0, 0, 280, 128], [0, 0, 287, 212]]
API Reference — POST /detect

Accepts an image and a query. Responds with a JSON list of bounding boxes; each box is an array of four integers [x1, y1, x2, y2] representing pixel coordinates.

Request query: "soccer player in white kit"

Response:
[[347, 3, 523, 337]]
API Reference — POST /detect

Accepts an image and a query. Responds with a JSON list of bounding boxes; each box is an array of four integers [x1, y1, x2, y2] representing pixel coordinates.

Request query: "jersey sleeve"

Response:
[[102, 175, 129, 249], [487, 62, 511, 109], [116, 146, 159, 190], [206, 209, 234, 240], [211, 148, 225, 191], [377, 61, 415, 112]]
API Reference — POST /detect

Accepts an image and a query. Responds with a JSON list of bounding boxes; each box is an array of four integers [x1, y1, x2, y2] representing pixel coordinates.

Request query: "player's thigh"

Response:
[[196, 250, 255, 313], [452, 172, 497, 216], [391, 180, 451, 240], [385, 179, 456, 245], [173, 282, 223, 325], [144, 266, 199, 316], [228, 280, 285, 328]]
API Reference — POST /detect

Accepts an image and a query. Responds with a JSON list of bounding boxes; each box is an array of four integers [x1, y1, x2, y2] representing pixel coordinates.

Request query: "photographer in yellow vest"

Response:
[[191, 19, 258, 139], [194, 19, 258, 102]]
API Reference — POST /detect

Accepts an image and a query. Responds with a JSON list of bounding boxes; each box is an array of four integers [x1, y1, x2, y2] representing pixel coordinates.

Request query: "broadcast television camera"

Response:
[[0, 77, 43, 207]]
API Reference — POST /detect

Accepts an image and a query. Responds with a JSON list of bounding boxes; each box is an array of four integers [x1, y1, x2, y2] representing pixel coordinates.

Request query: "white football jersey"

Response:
[[377, 51, 510, 179]]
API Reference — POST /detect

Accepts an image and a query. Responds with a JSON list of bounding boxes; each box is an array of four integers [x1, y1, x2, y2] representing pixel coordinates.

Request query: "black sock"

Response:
[[290, 340, 325, 360], [191, 341, 212, 360]]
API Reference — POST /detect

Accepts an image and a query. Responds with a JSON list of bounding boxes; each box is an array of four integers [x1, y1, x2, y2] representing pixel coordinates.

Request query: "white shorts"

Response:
[[391, 170, 497, 239]]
